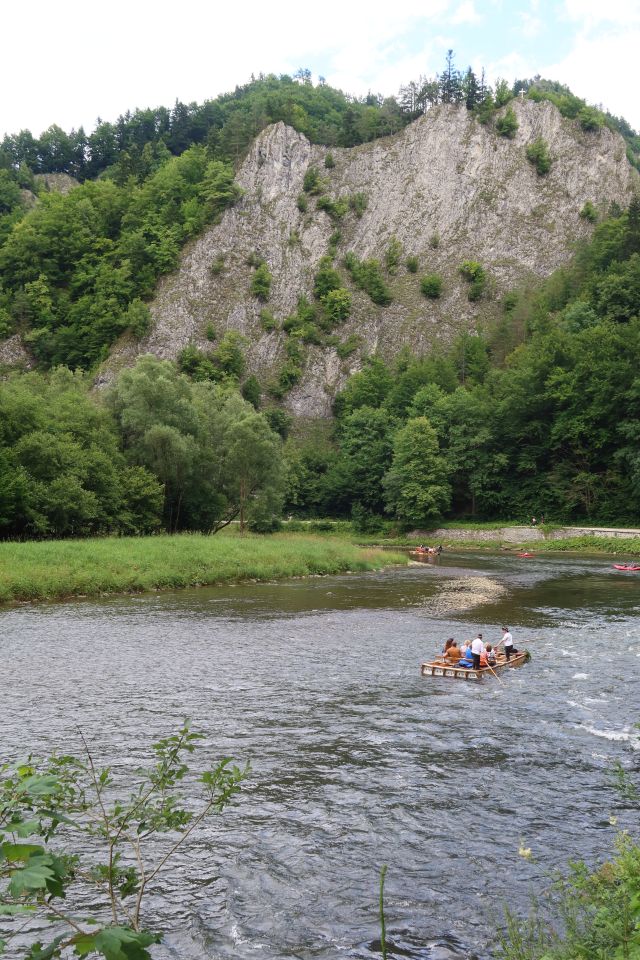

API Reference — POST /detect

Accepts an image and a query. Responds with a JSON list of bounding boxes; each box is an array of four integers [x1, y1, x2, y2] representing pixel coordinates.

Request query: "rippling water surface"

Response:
[[2, 551, 640, 959]]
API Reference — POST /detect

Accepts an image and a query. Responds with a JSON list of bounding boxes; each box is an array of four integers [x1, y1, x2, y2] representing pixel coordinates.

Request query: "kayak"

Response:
[[421, 650, 529, 681], [612, 564, 640, 571]]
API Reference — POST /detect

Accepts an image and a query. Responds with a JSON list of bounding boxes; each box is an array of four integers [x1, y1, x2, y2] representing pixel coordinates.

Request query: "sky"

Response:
[[2, 0, 639, 140]]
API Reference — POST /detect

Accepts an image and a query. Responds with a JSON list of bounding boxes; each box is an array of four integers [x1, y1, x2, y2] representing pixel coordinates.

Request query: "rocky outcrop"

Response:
[[103, 100, 638, 415]]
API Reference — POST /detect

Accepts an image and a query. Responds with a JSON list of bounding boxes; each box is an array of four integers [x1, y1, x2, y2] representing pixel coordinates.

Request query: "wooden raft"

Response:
[[420, 651, 529, 681]]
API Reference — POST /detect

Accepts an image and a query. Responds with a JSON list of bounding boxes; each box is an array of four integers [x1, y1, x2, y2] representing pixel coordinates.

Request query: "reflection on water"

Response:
[[1, 552, 639, 959]]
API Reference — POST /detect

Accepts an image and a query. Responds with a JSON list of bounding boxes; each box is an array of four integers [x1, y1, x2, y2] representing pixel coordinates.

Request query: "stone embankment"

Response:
[[426, 526, 640, 542]]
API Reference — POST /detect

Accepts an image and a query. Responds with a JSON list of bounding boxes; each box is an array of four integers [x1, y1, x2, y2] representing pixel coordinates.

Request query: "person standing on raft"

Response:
[[499, 626, 518, 660], [471, 633, 484, 670]]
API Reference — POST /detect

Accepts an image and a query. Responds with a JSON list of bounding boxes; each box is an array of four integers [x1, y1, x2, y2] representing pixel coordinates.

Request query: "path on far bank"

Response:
[[425, 525, 640, 544]]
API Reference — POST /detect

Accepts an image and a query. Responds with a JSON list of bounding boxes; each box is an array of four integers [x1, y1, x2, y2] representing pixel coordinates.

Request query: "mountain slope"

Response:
[[102, 99, 638, 416]]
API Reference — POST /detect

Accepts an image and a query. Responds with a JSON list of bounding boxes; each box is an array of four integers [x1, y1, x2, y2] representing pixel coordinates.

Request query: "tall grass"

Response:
[[0, 533, 406, 605]]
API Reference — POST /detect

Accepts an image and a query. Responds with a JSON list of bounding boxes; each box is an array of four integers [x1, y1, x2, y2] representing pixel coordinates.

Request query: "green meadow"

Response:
[[0, 532, 406, 605]]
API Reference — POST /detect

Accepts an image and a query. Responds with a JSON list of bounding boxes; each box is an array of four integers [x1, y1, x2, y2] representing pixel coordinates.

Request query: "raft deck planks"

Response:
[[420, 651, 528, 681]]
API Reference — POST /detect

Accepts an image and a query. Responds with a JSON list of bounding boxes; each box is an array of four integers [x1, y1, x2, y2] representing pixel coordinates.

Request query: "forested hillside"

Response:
[[285, 202, 640, 526], [0, 61, 639, 537]]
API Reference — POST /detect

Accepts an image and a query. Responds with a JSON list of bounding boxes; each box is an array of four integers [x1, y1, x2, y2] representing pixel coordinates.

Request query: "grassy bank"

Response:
[[0, 533, 406, 605]]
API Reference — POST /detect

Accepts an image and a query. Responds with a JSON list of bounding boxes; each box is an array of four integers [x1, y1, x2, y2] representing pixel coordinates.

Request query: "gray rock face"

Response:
[[102, 101, 638, 416]]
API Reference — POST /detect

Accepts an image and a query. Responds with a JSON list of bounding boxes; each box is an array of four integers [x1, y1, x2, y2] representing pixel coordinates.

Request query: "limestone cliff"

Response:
[[102, 99, 638, 416]]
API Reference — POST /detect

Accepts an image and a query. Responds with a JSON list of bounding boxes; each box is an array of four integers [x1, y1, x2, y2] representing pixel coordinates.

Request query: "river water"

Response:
[[1, 551, 639, 959]]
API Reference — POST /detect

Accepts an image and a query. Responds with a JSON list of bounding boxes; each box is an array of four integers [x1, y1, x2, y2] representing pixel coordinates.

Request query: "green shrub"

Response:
[[328, 230, 341, 258], [495, 107, 519, 139], [241, 374, 261, 408], [250, 262, 272, 301], [322, 288, 352, 326], [0, 307, 12, 339], [344, 253, 392, 306], [317, 195, 349, 221], [420, 273, 443, 299], [405, 255, 419, 273], [296, 193, 308, 213], [526, 137, 552, 175], [126, 299, 152, 338], [335, 333, 362, 359], [303, 166, 322, 194], [314, 257, 342, 300], [212, 330, 246, 378], [385, 236, 402, 275], [264, 407, 292, 438], [578, 106, 603, 131], [245, 251, 263, 268], [205, 323, 217, 341], [580, 200, 598, 223], [210, 254, 225, 276], [349, 192, 368, 218], [459, 261, 487, 301], [324, 152, 335, 169], [502, 291, 518, 313], [259, 308, 278, 333], [429, 232, 440, 249]]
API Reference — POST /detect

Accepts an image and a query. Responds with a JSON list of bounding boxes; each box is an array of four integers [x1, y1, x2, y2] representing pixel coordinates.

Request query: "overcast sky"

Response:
[[2, 0, 639, 139]]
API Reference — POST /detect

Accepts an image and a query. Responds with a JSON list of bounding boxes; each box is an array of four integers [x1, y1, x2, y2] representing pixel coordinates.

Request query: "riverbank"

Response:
[[0, 533, 406, 605]]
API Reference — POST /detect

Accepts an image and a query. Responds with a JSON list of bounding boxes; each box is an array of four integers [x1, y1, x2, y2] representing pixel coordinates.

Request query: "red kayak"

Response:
[[612, 564, 640, 571]]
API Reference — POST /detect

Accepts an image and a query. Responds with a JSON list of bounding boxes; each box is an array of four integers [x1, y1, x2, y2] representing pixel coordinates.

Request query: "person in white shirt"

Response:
[[471, 633, 484, 670], [501, 626, 518, 660]]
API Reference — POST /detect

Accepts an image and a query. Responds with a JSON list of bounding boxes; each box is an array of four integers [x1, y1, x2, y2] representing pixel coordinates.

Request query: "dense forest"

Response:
[[0, 58, 639, 537], [1, 200, 638, 537]]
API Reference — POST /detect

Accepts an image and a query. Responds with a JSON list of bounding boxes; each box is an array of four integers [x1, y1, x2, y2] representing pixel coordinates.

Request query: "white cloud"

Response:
[[0, 0, 455, 137], [519, 12, 543, 38], [543, 27, 640, 128], [562, 0, 640, 27], [451, 1, 482, 25]]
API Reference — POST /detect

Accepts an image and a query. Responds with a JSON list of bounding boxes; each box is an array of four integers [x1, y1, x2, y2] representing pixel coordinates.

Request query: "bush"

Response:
[[496, 107, 519, 138], [126, 299, 152, 338], [322, 288, 352, 326], [241, 374, 261, 408], [459, 261, 487, 301], [580, 200, 598, 223], [317, 195, 349, 221], [259, 308, 278, 332], [335, 333, 362, 359], [406, 255, 419, 273], [324, 152, 335, 169], [245, 251, 263, 268], [250, 262, 272, 301], [385, 236, 402, 275], [210, 254, 225, 275], [296, 193, 308, 213], [313, 257, 342, 300], [429, 232, 440, 249], [328, 230, 341, 258], [205, 323, 216, 341], [344, 253, 392, 306], [526, 137, 552, 175], [420, 273, 443, 299], [303, 166, 322, 194], [578, 106, 603, 131], [349, 192, 368, 218]]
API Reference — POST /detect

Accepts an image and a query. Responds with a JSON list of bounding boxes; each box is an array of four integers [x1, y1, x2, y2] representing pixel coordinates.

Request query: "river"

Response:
[[1, 551, 639, 959]]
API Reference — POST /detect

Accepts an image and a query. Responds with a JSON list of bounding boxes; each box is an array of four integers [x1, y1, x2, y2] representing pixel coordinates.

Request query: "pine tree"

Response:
[[439, 50, 463, 105]]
